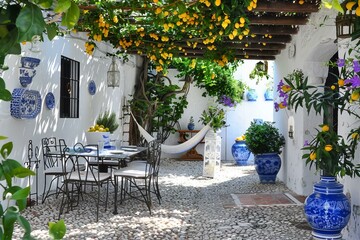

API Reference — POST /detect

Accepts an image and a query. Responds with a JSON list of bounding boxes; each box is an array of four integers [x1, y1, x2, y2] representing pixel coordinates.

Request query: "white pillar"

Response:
[[203, 130, 221, 178]]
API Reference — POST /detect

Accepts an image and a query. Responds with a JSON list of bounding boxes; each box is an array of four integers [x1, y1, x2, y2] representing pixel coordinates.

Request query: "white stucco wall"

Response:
[[0, 33, 137, 193], [274, 8, 360, 238]]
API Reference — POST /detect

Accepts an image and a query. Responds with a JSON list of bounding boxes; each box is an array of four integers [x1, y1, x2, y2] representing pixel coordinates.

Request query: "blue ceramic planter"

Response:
[[254, 153, 281, 183], [246, 89, 258, 101], [231, 140, 251, 166], [188, 123, 195, 130], [304, 176, 351, 240], [264, 89, 273, 101]]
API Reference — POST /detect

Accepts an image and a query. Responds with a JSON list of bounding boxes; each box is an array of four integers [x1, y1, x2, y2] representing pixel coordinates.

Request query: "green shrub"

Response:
[[245, 121, 285, 154]]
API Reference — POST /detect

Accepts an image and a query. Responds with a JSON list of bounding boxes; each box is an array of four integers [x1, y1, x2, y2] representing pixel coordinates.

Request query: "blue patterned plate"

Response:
[[10, 88, 41, 119], [88, 80, 96, 95], [45, 92, 55, 109]]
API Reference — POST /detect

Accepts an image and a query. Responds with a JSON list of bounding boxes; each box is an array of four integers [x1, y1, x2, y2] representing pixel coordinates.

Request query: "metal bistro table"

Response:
[[69, 146, 148, 171], [60, 145, 147, 217]]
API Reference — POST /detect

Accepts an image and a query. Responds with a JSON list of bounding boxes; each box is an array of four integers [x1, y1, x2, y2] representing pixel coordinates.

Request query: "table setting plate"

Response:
[[122, 147, 138, 152], [109, 150, 124, 154]]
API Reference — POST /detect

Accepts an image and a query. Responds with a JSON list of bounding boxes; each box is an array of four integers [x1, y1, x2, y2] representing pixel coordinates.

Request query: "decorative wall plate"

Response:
[[10, 88, 41, 119], [45, 92, 55, 109], [88, 80, 96, 95], [20, 57, 41, 69]]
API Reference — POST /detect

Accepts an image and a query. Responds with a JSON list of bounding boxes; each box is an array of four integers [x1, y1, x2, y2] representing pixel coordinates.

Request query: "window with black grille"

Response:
[[60, 56, 80, 118]]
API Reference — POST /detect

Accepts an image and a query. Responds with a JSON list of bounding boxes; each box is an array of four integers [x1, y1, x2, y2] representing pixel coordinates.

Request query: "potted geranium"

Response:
[[244, 121, 285, 183], [275, 67, 360, 239]]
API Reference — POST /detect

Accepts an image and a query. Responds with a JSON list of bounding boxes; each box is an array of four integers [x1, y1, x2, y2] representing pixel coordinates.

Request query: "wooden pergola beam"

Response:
[[238, 35, 292, 43], [248, 16, 309, 25], [249, 25, 298, 35], [253, 1, 320, 13]]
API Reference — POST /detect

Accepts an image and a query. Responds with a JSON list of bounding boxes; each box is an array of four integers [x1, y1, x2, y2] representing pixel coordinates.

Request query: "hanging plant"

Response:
[[249, 61, 271, 84]]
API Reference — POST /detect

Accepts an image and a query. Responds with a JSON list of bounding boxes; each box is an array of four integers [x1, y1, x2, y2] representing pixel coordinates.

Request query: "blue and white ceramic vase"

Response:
[[304, 176, 351, 240], [254, 153, 281, 183], [231, 140, 251, 166], [264, 88, 274, 101], [246, 88, 258, 101], [188, 123, 195, 130]]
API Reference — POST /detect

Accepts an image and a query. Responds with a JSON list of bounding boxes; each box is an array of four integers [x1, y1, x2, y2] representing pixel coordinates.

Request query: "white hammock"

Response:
[[131, 112, 210, 154]]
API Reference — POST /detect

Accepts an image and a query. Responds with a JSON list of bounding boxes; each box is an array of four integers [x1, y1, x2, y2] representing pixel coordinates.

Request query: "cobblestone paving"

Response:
[[13, 159, 312, 239]]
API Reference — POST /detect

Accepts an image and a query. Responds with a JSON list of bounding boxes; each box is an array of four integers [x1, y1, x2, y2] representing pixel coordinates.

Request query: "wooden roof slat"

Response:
[[239, 35, 292, 43], [249, 25, 299, 35], [253, 1, 320, 13], [248, 16, 309, 25]]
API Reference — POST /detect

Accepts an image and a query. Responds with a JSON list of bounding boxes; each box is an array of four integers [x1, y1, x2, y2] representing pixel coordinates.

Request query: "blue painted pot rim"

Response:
[[254, 153, 279, 156]]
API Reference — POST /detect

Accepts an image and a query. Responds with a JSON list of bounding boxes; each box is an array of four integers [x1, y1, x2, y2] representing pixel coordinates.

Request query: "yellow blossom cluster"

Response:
[[235, 135, 246, 141], [215, 55, 229, 67], [85, 42, 95, 55], [163, 23, 175, 32], [247, 0, 257, 11], [119, 38, 133, 49], [199, 0, 211, 7], [80, 0, 256, 70], [346, 1, 360, 16], [97, 14, 110, 39]]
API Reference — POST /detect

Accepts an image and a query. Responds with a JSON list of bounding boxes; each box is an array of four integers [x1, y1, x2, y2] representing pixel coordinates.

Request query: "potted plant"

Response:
[[188, 116, 195, 130], [86, 110, 119, 146], [275, 67, 360, 239], [244, 121, 285, 183], [199, 106, 226, 133]]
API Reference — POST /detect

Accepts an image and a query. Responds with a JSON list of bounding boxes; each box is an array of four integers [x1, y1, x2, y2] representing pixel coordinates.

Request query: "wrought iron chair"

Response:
[[127, 144, 162, 204], [41, 137, 65, 203], [24, 140, 40, 206], [113, 140, 161, 214], [59, 143, 112, 222]]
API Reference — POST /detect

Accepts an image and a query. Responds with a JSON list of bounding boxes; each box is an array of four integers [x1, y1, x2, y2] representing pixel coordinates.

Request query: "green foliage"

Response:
[[0, 136, 35, 240], [76, 0, 254, 70], [0, 136, 67, 239], [49, 220, 66, 240], [199, 105, 226, 132], [302, 125, 359, 177], [249, 63, 271, 84], [277, 67, 360, 178], [130, 72, 189, 143], [245, 121, 285, 155], [189, 116, 194, 124], [0, 0, 79, 60], [96, 110, 119, 134], [172, 58, 247, 105]]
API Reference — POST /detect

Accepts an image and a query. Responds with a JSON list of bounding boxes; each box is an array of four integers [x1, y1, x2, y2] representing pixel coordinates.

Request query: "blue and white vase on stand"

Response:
[[254, 153, 281, 183], [304, 176, 351, 240], [231, 140, 251, 166]]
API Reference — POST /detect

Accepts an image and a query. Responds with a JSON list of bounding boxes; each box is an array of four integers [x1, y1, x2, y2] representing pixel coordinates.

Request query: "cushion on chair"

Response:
[[66, 171, 111, 182], [113, 164, 153, 178], [44, 166, 73, 174]]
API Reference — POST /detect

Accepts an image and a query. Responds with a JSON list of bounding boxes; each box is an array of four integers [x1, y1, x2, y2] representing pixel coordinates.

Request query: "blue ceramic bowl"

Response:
[[20, 76, 33, 87], [21, 57, 41, 68]]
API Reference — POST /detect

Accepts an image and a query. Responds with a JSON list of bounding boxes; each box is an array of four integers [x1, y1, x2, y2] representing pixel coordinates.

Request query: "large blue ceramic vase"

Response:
[[254, 153, 281, 183], [231, 140, 251, 166], [304, 176, 351, 240]]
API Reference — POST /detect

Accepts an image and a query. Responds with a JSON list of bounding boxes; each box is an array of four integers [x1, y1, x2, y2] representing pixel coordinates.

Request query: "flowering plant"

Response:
[[275, 66, 360, 177]]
